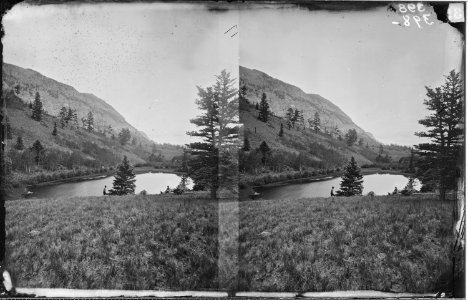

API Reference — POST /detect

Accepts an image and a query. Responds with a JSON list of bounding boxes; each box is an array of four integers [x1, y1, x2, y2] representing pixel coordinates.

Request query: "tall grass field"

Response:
[[239, 194, 454, 292], [6, 193, 219, 290], [6, 192, 455, 293]]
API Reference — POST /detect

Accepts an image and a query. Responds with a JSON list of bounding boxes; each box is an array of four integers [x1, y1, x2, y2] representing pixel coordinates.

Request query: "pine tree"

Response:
[[293, 109, 302, 129], [255, 103, 259, 110], [118, 128, 131, 145], [279, 123, 284, 137], [358, 138, 363, 146], [258, 141, 271, 166], [52, 122, 58, 136], [313, 111, 320, 133], [258, 93, 270, 122], [70, 109, 79, 129], [345, 129, 358, 146], [109, 156, 136, 195], [337, 157, 363, 196], [379, 144, 384, 155], [85, 111, 94, 132], [242, 135, 250, 151], [59, 107, 68, 128], [408, 149, 415, 173], [187, 70, 239, 199], [31, 92, 43, 121], [67, 107, 74, 123], [14, 136, 24, 150], [239, 85, 247, 100], [285, 107, 295, 129], [415, 70, 463, 199], [31, 140, 44, 164]]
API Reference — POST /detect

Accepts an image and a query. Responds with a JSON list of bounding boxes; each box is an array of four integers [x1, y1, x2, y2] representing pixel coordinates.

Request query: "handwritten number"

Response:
[[396, 3, 433, 28], [399, 4, 407, 13], [423, 14, 434, 25], [413, 15, 422, 28], [403, 15, 411, 26], [417, 3, 425, 12]]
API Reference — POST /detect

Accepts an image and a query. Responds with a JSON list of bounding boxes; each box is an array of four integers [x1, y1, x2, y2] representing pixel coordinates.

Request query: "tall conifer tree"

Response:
[[31, 92, 43, 121], [187, 70, 239, 199], [337, 157, 363, 196], [415, 70, 463, 200], [258, 93, 270, 122], [109, 156, 136, 195]]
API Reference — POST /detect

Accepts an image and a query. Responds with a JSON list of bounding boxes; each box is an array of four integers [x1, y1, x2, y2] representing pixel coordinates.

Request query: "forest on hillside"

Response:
[[238, 89, 412, 179], [2, 88, 184, 188]]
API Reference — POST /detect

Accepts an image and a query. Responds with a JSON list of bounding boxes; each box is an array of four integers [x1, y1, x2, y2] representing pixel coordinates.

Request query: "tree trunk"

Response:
[[439, 180, 446, 201]]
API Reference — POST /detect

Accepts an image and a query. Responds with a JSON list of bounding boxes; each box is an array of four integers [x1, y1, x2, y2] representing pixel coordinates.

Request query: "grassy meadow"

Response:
[[239, 194, 454, 293], [6, 193, 219, 290]]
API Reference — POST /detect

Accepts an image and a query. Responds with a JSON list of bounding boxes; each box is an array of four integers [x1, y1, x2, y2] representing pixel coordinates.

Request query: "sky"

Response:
[[3, 3, 239, 145], [240, 4, 463, 145], [3, 3, 464, 146]]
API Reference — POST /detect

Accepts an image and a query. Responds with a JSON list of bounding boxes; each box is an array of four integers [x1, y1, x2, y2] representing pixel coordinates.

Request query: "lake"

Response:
[[30, 172, 193, 199], [256, 173, 421, 201]]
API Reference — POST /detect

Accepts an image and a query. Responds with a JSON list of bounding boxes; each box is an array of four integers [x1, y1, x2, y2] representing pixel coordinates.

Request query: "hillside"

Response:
[[3, 63, 149, 144], [239, 66, 411, 172], [240, 66, 380, 147], [2, 63, 184, 186]]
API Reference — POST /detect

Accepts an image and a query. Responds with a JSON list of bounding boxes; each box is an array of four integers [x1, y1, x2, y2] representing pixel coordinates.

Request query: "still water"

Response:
[[30, 172, 193, 199], [256, 174, 421, 201]]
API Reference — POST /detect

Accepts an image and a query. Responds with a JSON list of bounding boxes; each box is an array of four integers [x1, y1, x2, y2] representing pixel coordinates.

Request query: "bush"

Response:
[[239, 181, 247, 189], [139, 190, 147, 195], [263, 174, 272, 184], [192, 183, 205, 191], [253, 177, 265, 186], [401, 189, 412, 196], [173, 188, 184, 195]]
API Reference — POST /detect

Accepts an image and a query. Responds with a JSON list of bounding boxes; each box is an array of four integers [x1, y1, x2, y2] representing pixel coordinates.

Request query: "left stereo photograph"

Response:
[[1, 2, 240, 293]]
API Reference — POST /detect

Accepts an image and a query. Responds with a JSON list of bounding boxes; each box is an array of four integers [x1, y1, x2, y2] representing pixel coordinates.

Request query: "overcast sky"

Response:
[[241, 4, 463, 145], [3, 3, 463, 146], [3, 3, 239, 145]]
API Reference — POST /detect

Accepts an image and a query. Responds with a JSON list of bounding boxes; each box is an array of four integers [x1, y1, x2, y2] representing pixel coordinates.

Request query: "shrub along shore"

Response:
[[240, 167, 411, 189], [6, 166, 181, 200]]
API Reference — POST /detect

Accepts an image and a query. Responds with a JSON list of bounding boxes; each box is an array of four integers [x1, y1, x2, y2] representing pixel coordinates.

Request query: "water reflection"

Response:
[[30, 173, 193, 199], [256, 174, 421, 201]]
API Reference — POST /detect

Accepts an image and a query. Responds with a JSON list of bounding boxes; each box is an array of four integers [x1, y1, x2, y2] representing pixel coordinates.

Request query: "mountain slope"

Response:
[[240, 66, 377, 146], [3, 63, 148, 144], [2, 63, 184, 173], [239, 66, 411, 171]]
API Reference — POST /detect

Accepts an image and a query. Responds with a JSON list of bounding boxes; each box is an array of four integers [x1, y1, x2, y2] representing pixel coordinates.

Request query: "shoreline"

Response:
[[7, 167, 183, 200], [28, 167, 181, 188], [245, 168, 413, 189]]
